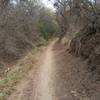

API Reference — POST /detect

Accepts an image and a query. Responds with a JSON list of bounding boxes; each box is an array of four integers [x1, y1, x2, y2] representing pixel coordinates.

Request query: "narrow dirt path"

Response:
[[35, 42, 54, 100], [8, 41, 55, 100], [8, 41, 99, 100]]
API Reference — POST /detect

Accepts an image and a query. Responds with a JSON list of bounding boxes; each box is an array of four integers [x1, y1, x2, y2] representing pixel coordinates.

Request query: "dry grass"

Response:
[[0, 46, 43, 100]]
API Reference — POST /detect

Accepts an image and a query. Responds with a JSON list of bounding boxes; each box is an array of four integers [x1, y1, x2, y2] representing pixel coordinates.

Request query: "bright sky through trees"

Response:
[[42, 0, 55, 11]]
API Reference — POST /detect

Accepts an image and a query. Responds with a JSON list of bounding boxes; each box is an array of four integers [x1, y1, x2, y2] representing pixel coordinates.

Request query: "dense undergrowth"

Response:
[[53, 0, 100, 79], [70, 26, 100, 79]]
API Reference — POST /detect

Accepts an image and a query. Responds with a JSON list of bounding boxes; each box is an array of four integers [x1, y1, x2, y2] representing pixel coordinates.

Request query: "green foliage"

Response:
[[37, 8, 58, 40], [38, 19, 57, 40], [74, 32, 81, 37]]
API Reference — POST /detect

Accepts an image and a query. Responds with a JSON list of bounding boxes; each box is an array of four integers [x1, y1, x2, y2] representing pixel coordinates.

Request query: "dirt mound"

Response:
[[70, 26, 100, 77]]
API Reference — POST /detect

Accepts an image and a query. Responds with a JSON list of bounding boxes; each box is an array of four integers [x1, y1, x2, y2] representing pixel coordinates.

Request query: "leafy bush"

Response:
[[37, 8, 58, 40], [74, 32, 81, 37], [38, 19, 57, 40]]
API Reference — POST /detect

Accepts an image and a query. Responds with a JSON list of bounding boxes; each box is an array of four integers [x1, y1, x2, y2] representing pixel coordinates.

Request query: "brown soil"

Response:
[[7, 40, 100, 100]]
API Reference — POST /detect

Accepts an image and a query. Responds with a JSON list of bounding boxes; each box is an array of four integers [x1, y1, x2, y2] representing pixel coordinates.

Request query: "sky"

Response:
[[42, 0, 55, 11]]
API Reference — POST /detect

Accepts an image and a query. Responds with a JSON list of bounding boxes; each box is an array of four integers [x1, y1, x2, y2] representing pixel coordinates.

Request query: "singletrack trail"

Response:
[[8, 41, 98, 100]]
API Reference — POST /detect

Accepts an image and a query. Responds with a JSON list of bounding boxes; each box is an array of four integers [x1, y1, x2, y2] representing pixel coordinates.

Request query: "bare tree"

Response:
[[50, 0, 100, 40], [0, 0, 41, 63]]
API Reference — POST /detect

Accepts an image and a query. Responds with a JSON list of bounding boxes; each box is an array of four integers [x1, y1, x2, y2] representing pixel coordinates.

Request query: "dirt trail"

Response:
[[36, 42, 54, 100], [8, 41, 55, 100], [8, 41, 100, 100]]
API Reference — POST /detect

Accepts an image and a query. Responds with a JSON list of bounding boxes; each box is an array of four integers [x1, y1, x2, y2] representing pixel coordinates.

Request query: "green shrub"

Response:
[[74, 32, 81, 37], [37, 18, 58, 40]]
